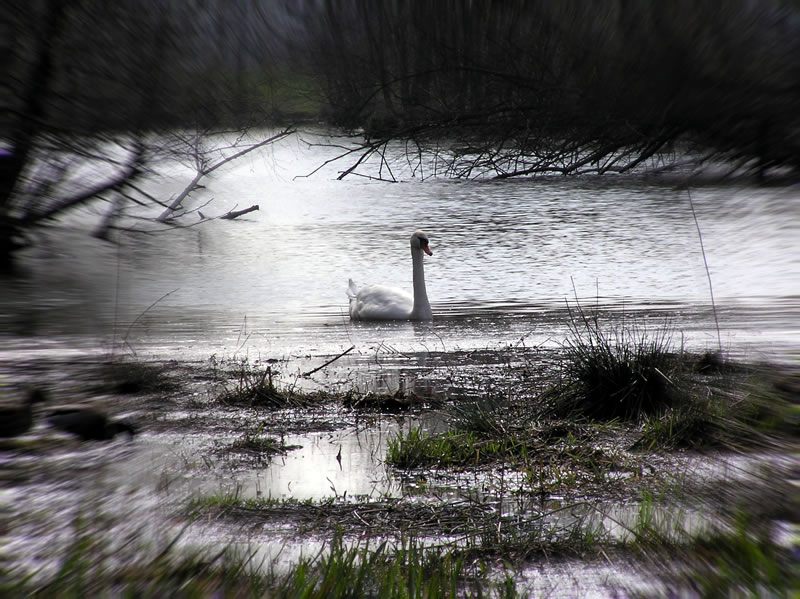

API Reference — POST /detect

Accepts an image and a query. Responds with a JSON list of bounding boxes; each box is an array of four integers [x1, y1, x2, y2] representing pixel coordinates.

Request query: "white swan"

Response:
[[347, 231, 433, 321]]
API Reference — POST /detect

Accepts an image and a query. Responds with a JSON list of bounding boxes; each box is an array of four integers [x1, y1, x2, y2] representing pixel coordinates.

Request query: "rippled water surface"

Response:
[[1, 133, 797, 364], [1, 132, 797, 596]]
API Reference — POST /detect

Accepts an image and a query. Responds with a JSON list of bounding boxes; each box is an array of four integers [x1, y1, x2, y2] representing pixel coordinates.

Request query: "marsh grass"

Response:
[[546, 307, 689, 421], [187, 490, 626, 563], [733, 368, 799, 436], [447, 395, 512, 438], [632, 402, 723, 450], [8, 520, 519, 598], [634, 365, 799, 450], [275, 537, 500, 599], [16, 538, 268, 597], [97, 358, 183, 395], [629, 508, 800, 597], [13, 497, 792, 598], [386, 426, 531, 469], [685, 515, 798, 597], [536, 305, 798, 451], [492, 519, 610, 561], [0, 512, 272, 597], [187, 489, 313, 514], [386, 425, 632, 497], [4, 344, 795, 596], [189, 493, 494, 537], [228, 426, 302, 459], [212, 357, 318, 409]]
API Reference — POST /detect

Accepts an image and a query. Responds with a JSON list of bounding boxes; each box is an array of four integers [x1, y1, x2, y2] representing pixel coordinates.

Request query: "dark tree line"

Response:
[[299, 1, 800, 180]]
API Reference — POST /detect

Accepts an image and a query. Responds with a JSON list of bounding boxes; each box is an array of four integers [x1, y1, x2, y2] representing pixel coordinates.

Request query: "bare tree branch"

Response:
[[157, 128, 293, 222], [22, 141, 145, 224], [220, 205, 259, 219]]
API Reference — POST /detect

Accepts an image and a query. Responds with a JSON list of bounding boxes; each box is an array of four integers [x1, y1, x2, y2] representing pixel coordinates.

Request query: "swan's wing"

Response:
[[351, 284, 413, 320]]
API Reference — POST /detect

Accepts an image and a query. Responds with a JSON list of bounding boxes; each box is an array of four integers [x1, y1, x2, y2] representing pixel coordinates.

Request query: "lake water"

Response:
[[2, 131, 797, 367], [1, 130, 797, 596]]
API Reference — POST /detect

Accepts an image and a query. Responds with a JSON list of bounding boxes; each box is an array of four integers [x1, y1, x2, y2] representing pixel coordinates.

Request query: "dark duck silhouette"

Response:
[[0, 388, 47, 437], [47, 406, 137, 441]]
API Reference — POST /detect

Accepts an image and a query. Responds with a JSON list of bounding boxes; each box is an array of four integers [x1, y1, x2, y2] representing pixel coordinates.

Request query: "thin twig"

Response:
[[122, 288, 180, 355], [686, 188, 722, 352], [302, 345, 356, 377]]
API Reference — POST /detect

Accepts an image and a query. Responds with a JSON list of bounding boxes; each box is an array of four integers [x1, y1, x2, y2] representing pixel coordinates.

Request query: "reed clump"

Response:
[[212, 358, 315, 409], [385, 426, 528, 469], [634, 364, 799, 450], [545, 308, 690, 421], [228, 428, 300, 459]]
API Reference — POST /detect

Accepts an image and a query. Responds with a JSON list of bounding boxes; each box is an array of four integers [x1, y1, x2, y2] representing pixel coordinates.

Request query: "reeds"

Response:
[[212, 357, 312, 409], [545, 306, 688, 420]]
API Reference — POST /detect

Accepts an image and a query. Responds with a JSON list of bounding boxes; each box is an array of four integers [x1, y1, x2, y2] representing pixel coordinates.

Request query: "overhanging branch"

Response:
[[21, 141, 145, 224]]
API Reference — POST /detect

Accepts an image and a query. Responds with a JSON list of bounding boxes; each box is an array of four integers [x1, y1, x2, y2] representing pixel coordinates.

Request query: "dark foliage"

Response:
[[545, 309, 688, 421], [300, 1, 800, 179]]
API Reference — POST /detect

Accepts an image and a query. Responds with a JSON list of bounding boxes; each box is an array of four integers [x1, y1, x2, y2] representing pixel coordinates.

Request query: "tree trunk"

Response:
[[0, 0, 68, 270]]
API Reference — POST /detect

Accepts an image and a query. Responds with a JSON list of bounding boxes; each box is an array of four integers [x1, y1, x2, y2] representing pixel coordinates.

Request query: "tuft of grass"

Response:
[[447, 395, 511, 438], [544, 306, 692, 421], [632, 402, 723, 450], [187, 490, 312, 514], [633, 366, 799, 450], [733, 368, 799, 437], [683, 514, 798, 597], [385, 426, 528, 469], [225, 421, 303, 460], [272, 535, 520, 599], [99, 359, 183, 395], [213, 358, 313, 409], [7, 521, 519, 598], [229, 431, 301, 458], [3, 515, 271, 597]]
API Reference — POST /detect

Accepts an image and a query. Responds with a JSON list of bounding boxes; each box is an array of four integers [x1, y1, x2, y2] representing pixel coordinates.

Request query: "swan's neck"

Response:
[[411, 247, 431, 320]]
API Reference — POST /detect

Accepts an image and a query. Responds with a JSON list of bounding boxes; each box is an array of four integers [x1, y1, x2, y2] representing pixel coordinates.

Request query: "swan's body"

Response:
[[348, 231, 433, 321]]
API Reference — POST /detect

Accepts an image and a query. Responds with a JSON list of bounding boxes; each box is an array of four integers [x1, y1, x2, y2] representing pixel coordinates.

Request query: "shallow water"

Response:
[[0, 131, 797, 595], [1, 131, 797, 365]]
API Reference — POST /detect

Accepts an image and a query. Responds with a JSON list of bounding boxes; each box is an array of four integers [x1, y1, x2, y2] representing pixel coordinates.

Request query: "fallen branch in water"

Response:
[[221, 205, 259, 220], [303, 345, 356, 377], [157, 127, 293, 222]]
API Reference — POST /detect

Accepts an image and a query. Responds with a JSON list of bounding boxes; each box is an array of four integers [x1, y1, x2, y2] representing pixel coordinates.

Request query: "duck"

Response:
[[0, 388, 47, 437], [47, 406, 137, 441], [347, 230, 433, 321]]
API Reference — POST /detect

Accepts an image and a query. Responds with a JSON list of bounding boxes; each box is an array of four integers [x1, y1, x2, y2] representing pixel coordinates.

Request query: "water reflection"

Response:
[[1, 136, 797, 597], [1, 139, 797, 364], [251, 424, 403, 500]]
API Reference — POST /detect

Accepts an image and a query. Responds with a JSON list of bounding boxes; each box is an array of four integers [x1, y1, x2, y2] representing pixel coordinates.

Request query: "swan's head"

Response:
[[410, 231, 432, 256]]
